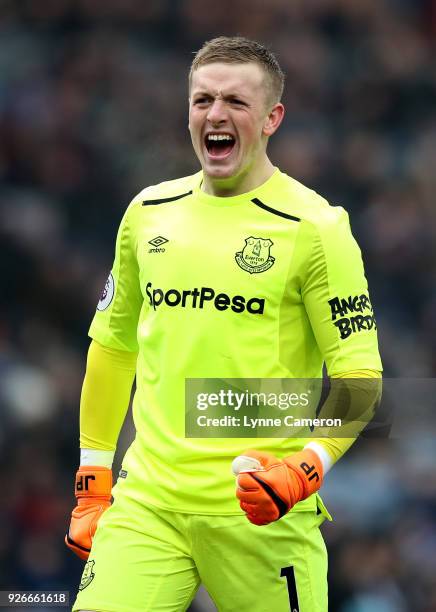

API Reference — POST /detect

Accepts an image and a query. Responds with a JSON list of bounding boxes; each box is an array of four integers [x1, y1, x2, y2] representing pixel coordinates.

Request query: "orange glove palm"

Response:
[[234, 449, 323, 526], [65, 466, 112, 560]]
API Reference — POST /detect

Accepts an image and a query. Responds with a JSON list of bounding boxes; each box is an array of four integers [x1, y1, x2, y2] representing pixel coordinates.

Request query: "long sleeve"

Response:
[[80, 340, 137, 450]]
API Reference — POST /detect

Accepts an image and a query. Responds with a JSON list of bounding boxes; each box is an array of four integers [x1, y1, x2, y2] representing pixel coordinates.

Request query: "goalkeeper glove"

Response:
[[65, 465, 112, 560], [232, 449, 323, 526]]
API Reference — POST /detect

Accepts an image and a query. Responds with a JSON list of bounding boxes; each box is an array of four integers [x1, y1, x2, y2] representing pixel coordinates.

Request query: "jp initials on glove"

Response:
[[65, 466, 112, 560], [233, 449, 323, 526]]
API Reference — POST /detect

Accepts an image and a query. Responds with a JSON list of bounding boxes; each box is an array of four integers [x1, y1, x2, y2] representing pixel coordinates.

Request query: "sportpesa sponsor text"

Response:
[[145, 282, 265, 314]]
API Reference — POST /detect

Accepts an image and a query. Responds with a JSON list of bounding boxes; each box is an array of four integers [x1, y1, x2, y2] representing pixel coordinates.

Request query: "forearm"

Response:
[[305, 369, 382, 472], [79, 339, 137, 453]]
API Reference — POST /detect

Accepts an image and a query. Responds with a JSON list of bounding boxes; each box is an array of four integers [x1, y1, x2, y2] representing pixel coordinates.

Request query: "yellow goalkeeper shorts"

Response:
[[73, 491, 329, 612]]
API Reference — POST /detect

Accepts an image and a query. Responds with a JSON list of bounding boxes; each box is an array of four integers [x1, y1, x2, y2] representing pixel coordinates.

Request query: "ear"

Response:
[[262, 103, 285, 137]]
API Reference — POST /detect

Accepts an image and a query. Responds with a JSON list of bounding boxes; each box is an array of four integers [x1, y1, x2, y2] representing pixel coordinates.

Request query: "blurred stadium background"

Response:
[[1, 1, 436, 610]]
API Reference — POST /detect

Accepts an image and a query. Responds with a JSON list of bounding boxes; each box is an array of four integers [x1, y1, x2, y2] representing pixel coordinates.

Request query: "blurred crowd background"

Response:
[[1, 0, 436, 610]]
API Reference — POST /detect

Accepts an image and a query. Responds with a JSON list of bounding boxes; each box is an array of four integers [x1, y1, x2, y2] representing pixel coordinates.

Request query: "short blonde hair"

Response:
[[190, 36, 285, 106]]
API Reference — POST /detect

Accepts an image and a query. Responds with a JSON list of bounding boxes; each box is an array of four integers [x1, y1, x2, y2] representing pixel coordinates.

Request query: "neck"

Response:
[[202, 158, 276, 197]]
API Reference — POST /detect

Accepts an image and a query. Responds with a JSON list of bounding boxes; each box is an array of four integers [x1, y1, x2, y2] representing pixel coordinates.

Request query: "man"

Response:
[[67, 37, 382, 611]]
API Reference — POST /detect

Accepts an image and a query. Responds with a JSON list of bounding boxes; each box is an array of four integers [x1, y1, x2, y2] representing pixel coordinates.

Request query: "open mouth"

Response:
[[204, 133, 236, 159]]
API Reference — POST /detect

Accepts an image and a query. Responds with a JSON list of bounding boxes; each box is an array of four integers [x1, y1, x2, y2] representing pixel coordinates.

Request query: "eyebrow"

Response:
[[191, 90, 249, 101]]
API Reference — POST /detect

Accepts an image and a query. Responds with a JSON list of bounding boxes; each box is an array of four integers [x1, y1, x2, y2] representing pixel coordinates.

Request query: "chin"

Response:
[[202, 161, 237, 180]]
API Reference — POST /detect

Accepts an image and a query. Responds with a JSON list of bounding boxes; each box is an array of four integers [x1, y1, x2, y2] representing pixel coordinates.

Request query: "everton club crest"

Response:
[[235, 237, 275, 274]]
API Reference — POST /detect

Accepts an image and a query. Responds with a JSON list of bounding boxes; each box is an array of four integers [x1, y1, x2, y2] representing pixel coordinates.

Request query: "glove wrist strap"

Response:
[[75, 465, 113, 498], [284, 449, 324, 500]]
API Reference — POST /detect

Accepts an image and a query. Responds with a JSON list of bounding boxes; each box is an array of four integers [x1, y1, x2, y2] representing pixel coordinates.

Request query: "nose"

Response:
[[207, 99, 227, 126]]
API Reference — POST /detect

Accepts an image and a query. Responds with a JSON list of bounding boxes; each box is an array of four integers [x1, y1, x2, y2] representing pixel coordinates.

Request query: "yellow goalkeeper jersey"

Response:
[[89, 168, 382, 514]]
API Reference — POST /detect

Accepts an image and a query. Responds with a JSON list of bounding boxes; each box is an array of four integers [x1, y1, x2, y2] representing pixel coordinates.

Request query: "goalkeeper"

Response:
[[67, 36, 382, 612]]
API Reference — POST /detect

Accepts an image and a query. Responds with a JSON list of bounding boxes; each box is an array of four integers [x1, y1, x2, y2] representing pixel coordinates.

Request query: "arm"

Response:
[[300, 210, 382, 471], [65, 340, 137, 559], [235, 208, 383, 525]]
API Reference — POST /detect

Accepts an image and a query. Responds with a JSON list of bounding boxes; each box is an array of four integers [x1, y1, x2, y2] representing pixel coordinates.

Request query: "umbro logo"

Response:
[[149, 236, 168, 247], [148, 236, 168, 253]]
